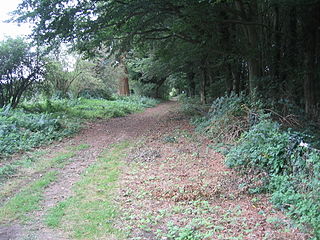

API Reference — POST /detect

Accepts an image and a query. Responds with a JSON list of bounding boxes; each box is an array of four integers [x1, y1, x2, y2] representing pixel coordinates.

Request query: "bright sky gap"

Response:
[[0, 0, 32, 40]]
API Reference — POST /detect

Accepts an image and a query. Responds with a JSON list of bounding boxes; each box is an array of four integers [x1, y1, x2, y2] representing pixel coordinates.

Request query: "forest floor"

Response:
[[0, 101, 311, 240]]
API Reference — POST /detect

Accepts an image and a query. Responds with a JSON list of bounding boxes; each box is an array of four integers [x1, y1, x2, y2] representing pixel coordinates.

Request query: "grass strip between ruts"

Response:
[[45, 141, 132, 239]]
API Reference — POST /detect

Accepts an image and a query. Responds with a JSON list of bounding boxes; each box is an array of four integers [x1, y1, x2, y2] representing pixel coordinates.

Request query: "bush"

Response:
[[226, 119, 320, 236], [179, 94, 209, 117], [226, 120, 291, 174], [193, 92, 262, 143], [77, 88, 113, 100]]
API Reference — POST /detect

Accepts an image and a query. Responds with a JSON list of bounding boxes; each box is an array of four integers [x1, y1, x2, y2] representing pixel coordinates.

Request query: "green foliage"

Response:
[[43, 57, 114, 100], [226, 120, 290, 174], [166, 222, 203, 240], [0, 171, 57, 223], [77, 88, 113, 100], [22, 96, 158, 119], [0, 37, 43, 108], [15, 0, 320, 117], [115, 95, 160, 108], [0, 106, 76, 157], [0, 165, 16, 181], [0, 96, 157, 158], [226, 119, 320, 236], [131, 81, 158, 97], [63, 98, 140, 119], [269, 174, 320, 237], [179, 95, 209, 117], [193, 92, 262, 143]]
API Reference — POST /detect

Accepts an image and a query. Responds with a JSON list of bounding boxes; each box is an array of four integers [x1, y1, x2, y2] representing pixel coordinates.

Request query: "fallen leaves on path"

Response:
[[117, 105, 311, 240], [0, 101, 312, 240]]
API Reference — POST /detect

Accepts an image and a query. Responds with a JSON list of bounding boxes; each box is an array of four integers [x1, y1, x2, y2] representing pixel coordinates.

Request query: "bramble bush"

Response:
[[192, 92, 263, 143], [186, 93, 320, 237], [226, 118, 320, 237]]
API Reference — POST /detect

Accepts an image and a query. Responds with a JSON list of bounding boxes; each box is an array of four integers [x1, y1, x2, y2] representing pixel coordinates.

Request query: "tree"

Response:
[[44, 59, 78, 97], [0, 38, 43, 108], [15, 0, 320, 115]]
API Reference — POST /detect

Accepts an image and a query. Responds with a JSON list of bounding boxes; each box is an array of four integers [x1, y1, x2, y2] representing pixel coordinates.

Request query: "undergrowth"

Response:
[[179, 94, 210, 117], [185, 93, 320, 238], [191, 92, 262, 143], [0, 96, 158, 158], [226, 121, 320, 238], [0, 106, 77, 157], [21, 96, 159, 119]]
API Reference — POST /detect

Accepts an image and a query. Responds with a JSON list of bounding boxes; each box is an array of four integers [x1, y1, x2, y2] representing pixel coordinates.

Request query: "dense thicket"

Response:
[[15, 0, 320, 116]]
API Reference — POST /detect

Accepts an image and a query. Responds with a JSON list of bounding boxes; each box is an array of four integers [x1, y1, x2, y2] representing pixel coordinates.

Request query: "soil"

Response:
[[0, 101, 311, 240]]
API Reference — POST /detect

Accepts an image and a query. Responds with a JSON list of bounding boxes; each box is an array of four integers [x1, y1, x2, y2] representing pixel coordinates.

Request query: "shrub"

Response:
[[193, 92, 262, 143], [77, 88, 113, 100], [179, 94, 209, 117], [226, 120, 291, 175], [226, 118, 320, 236]]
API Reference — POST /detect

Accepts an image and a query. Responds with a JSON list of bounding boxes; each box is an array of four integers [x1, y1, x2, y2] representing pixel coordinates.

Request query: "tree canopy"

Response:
[[15, 0, 320, 114]]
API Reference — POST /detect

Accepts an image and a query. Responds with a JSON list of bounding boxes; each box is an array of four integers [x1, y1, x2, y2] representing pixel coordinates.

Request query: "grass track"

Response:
[[45, 141, 132, 239], [0, 171, 58, 223]]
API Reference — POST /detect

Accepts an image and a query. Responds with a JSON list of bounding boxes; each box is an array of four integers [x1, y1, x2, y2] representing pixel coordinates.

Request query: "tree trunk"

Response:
[[304, 31, 317, 115], [119, 76, 130, 96], [247, 24, 261, 95], [155, 77, 166, 98], [231, 61, 241, 95], [200, 67, 207, 104], [226, 64, 234, 94], [273, 4, 281, 82], [235, 0, 262, 96], [302, 5, 320, 115], [118, 56, 130, 96], [187, 72, 196, 97]]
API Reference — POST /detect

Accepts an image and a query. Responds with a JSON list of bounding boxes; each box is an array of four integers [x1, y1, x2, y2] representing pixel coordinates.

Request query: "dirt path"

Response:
[[0, 102, 177, 240], [0, 101, 311, 240]]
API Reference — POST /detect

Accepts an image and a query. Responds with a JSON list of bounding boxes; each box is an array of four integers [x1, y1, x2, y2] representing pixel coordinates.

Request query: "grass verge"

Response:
[[0, 144, 87, 205], [0, 171, 57, 223], [45, 141, 132, 239]]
